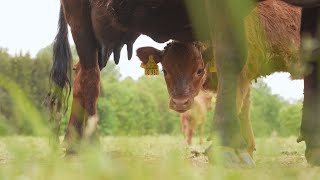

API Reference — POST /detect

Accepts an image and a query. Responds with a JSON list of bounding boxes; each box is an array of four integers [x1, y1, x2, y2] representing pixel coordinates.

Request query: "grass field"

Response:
[[0, 136, 319, 180]]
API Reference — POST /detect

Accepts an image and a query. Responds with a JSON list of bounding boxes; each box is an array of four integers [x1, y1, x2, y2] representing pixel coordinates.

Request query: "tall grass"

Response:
[[0, 136, 319, 180]]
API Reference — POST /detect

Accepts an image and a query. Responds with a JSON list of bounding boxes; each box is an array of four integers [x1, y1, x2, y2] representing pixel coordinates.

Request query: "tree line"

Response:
[[0, 46, 302, 137]]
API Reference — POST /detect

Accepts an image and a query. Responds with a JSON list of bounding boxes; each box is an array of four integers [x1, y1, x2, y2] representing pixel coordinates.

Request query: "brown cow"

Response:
[[204, 0, 301, 158], [180, 90, 213, 145], [204, 0, 320, 167], [48, 0, 320, 166]]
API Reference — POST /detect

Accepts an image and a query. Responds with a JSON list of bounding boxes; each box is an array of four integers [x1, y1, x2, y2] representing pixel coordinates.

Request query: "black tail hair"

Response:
[[47, 5, 72, 114]]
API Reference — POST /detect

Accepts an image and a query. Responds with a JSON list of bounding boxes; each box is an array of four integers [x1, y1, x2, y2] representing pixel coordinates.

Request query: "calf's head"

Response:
[[137, 41, 207, 113]]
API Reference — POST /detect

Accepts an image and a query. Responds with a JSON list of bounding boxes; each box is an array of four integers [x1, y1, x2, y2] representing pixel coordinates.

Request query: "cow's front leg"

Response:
[[299, 7, 320, 166], [211, 52, 253, 167], [204, 0, 254, 167], [205, 45, 254, 167]]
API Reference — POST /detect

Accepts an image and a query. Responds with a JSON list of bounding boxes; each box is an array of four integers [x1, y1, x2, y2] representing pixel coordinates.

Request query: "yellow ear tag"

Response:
[[209, 61, 216, 73], [144, 55, 159, 76], [140, 63, 146, 69]]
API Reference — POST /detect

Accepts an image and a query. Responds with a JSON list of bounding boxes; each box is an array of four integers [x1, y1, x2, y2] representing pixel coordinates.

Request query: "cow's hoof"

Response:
[[305, 147, 320, 166], [205, 146, 255, 168], [237, 149, 255, 168], [221, 148, 242, 168]]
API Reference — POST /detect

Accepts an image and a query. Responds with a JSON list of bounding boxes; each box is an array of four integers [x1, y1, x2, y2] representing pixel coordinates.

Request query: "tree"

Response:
[[279, 101, 302, 136], [250, 79, 286, 137]]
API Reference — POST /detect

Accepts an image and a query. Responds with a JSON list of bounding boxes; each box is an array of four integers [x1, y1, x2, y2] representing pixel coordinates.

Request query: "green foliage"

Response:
[[250, 80, 302, 137], [97, 71, 180, 136], [0, 48, 51, 135], [279, 101, 302, 136], [0, 46, 303, 137]]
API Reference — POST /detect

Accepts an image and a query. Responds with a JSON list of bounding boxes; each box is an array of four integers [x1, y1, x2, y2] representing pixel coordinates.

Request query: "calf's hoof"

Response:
[[305, 147, 320, 166], [205, 145, 255, 168]]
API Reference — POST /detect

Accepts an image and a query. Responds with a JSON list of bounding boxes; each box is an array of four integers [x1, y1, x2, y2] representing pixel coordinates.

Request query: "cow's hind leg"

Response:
[[204, 0, 254, 167], [64, 65, 100, 154], [61, 1, 100, 154], [239, 88, 255, 158], [299, 7, 320, 166], [64, 71, 85, 153]]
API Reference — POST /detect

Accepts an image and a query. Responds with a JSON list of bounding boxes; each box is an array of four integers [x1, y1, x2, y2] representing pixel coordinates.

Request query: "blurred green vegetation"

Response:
[[0, 46, 302, 137], [0, 136, 318, 179]]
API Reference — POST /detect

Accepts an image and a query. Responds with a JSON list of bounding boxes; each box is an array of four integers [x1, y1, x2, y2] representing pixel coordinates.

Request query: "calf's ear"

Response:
[[136, 47, 163, 64], [201, 46, 213, 65]]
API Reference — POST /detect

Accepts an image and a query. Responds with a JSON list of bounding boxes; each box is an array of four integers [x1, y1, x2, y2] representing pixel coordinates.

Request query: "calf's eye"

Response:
[[197, 68, 204, 75]]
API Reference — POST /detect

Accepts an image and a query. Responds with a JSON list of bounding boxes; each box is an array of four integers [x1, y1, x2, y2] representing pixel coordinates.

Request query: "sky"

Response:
[[0, 0, 304, 101]]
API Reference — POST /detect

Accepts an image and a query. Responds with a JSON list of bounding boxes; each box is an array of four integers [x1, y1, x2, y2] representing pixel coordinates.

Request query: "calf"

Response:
[[137, 42, 207, 113], [180, 90, 213, 145]]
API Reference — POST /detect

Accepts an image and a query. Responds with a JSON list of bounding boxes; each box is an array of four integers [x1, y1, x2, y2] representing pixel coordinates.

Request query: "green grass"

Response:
[[0, 136, 319, 180]]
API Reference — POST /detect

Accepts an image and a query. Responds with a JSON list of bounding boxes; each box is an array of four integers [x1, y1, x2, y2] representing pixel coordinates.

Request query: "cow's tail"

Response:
[[46, 5, 72, 118]]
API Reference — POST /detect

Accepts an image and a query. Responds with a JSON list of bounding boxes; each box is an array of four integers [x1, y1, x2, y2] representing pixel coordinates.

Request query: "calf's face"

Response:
[[137, 42, 206, 113]]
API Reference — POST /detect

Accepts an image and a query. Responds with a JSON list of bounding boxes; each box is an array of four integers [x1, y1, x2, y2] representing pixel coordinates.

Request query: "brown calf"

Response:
[[180, 90, 213, 145]]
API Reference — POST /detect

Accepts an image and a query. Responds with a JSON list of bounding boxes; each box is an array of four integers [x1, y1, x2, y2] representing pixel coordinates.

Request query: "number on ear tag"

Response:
[[144, 55, 159, 76]]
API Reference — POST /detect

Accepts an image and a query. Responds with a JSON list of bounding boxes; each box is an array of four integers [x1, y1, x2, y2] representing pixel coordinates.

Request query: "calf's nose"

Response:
[[171, 96, 192, 112], [172, 97, 189, 106]]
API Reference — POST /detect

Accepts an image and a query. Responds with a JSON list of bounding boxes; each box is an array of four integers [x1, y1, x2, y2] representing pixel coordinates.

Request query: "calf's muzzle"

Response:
[[170, 96, 192, 113]]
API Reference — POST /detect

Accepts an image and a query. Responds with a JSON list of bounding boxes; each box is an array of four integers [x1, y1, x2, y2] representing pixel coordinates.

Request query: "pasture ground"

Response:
[[0, 136, 319, 179]]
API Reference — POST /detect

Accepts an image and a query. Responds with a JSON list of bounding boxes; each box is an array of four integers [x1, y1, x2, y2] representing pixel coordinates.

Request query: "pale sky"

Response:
[[0, 0, 304, 101]]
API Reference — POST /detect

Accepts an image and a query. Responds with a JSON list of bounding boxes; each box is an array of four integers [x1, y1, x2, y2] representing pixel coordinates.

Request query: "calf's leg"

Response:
[[199, 124, 205, 145], [180, 113, 188, 139], [187, 128, 194, 145]]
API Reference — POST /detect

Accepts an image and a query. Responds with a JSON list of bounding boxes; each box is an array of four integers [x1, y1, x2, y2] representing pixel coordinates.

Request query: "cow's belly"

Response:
[[90, 0, 209, 44]]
